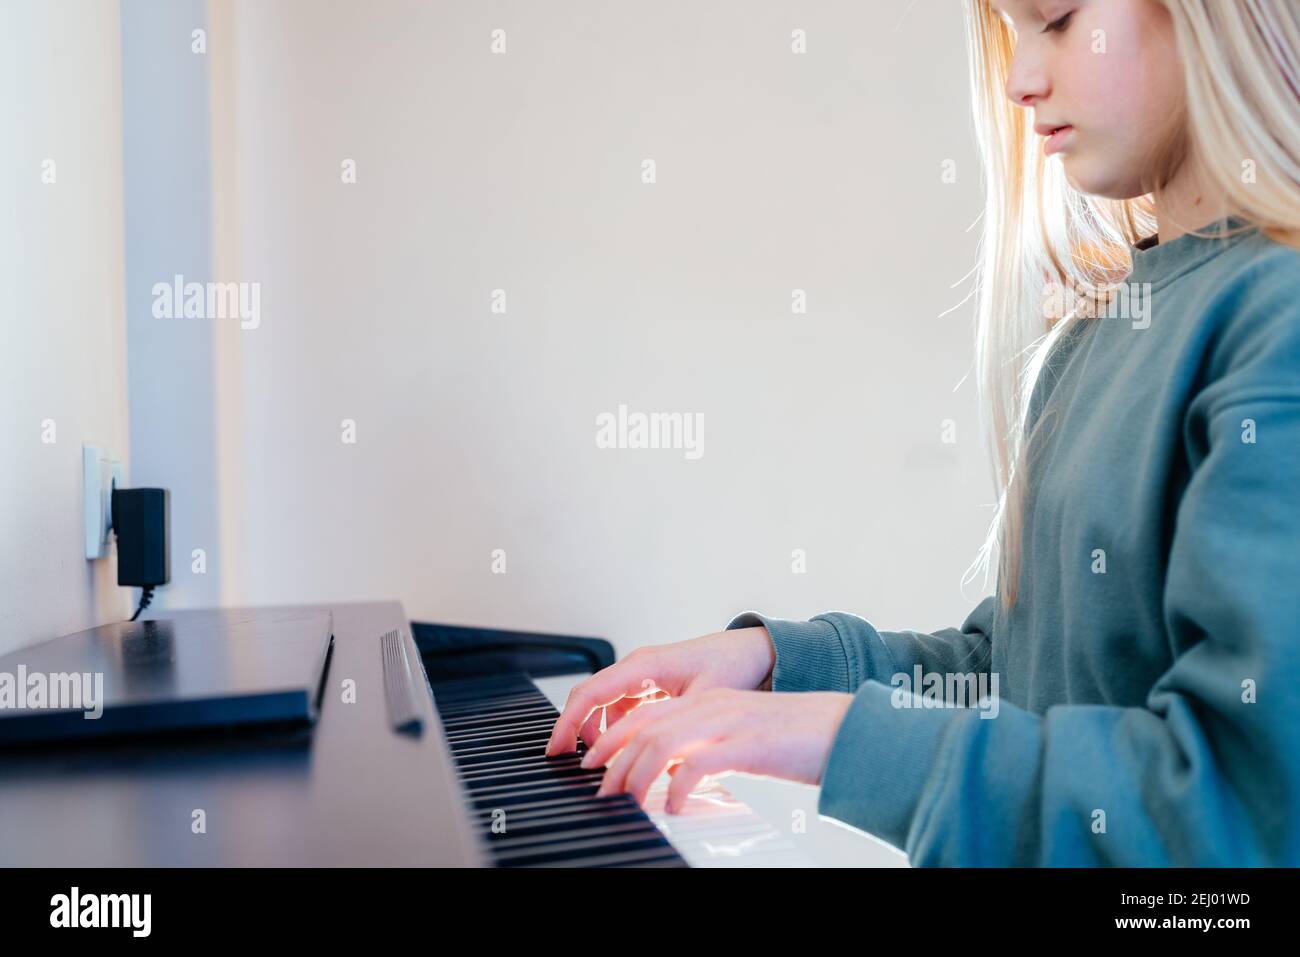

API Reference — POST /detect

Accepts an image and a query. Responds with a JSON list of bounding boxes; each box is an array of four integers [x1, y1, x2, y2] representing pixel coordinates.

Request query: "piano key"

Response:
[[429, 671, 688, 868], [492, 832, 679, 867], [431, 671, 822, 869], [527, 845, 687, 868]]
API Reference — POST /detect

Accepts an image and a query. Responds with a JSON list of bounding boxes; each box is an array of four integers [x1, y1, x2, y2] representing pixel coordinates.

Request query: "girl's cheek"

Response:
[[1055, 46, 1151, 196], [1070, 31, 1149, 145], [1092, 3, 1180, 139]]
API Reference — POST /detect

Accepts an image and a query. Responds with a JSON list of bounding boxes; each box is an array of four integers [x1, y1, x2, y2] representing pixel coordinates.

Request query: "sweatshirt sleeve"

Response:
[[815, 278, 1300, 866], [723, 597, 996, 694]]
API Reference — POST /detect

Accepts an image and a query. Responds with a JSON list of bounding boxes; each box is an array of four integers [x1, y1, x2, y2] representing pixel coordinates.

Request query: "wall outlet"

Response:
[[83, 444, 124, 559]]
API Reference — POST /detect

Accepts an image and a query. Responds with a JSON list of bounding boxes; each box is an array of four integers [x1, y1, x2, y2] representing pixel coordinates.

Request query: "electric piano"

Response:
[[0, 602, 891, 867], [0, 605, 904, 868]]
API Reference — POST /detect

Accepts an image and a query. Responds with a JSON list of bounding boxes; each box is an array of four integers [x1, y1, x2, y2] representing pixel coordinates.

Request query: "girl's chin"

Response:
[[1061, 157, 1093, 192], [1059, 155, 1147, 201]]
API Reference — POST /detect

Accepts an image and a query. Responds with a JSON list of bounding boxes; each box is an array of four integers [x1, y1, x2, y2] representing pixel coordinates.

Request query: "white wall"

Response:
[[121, 0, 224, 610], [1, 0, 131, 652], [205, 0, 994, 653]]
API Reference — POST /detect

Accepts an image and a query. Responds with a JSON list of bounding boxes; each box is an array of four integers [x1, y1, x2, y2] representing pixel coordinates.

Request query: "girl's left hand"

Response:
[[576, 688, 855, 813]]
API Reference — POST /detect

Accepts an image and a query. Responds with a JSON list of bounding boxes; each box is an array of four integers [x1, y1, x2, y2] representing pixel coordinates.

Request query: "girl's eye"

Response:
[[1041, 11, 1073, 33]]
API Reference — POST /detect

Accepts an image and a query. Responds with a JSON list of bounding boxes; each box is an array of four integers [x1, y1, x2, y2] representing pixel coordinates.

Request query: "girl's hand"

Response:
[[544, 627, 776, 757], [580, 688, 855, 813]]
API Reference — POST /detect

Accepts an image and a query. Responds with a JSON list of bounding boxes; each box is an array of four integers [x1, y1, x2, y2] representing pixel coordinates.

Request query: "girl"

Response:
[[546, 0, 1300, 866]]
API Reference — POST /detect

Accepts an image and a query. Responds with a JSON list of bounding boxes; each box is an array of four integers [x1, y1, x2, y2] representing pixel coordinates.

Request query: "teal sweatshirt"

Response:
[[726, 216, 1300, 866]]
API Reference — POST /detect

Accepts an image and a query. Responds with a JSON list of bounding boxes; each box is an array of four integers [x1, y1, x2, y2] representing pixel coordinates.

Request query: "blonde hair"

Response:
[[962, 0, 1300, 611]]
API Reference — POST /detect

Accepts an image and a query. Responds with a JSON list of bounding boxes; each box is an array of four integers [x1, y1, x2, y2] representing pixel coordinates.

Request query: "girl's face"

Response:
[[992, 0, 1185, 199]]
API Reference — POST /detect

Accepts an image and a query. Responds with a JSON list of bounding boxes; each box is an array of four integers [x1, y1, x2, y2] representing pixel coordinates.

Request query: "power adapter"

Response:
[[111, 487, 170, 620]]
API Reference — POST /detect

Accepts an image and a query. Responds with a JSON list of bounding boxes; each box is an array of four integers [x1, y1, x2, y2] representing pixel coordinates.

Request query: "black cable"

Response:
[[129, 585, 155, 622]]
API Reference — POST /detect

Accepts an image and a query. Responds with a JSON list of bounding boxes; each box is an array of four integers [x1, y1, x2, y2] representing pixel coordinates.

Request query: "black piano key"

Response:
[[482, 807, 650, 838], [464, 757, 585, 779], [443, 713, 557, 732], [487, 820, 664, 851], [497, 834, 681, 868], [429, 671, 687, 868], [461, 765, 604, 791], [599, 854, 690, 868], [444, 726, 557, 747], [470, 792, 640, 819], [484, 799, 662, 828], [451, 742, 558, 764], [470, 780, 603, 811]]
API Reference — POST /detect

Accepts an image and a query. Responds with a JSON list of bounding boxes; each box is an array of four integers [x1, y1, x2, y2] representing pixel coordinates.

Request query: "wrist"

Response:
[[749, 625, 776, 690]]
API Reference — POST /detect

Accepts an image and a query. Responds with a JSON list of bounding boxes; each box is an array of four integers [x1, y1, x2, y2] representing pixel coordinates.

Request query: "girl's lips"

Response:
[[1044, 125, 1075, 156]]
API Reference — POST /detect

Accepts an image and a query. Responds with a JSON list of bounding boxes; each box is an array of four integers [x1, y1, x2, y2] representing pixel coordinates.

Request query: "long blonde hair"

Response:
[[963, 0, 1300, 611]]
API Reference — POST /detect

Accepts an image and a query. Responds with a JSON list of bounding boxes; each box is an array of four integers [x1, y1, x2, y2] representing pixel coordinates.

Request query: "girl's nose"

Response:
[[1005, 52, 1049, 107]]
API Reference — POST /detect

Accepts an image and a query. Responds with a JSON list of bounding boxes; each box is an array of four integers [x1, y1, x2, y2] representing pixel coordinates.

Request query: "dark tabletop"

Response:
[[0, 602, 484, 867]]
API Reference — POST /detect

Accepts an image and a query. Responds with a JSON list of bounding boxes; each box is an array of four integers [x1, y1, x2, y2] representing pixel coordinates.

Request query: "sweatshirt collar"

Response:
[[1127, 215, 1256, 289]]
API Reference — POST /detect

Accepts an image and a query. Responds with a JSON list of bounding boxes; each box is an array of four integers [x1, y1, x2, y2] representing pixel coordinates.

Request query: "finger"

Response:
[[622, 738, 707, 808], [588, 696, 641, 745], [582, 695, 678, 771], [621, 708, 740, 805], [666, 737, 762, 814], [579, 692, 662, 749], [546, 663, 643, 755], [581, 695, 684, 770], [608, 688, 669, 722], [597, 705, 735, 801], [546, 674, 611, 755], [595, 730, 653, 800], [577, 706, 605, 749]]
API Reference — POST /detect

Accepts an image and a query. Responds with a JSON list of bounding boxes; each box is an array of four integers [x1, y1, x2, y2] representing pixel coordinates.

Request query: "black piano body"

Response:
[[0, 602, 685, 867]]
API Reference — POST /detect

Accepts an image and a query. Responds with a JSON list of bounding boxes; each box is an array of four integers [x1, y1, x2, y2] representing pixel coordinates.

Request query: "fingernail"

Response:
[[580, 752, 595, 769]]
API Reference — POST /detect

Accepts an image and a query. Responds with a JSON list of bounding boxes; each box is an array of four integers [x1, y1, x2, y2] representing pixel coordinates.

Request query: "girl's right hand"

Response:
[[544, 625, 776, 756]]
